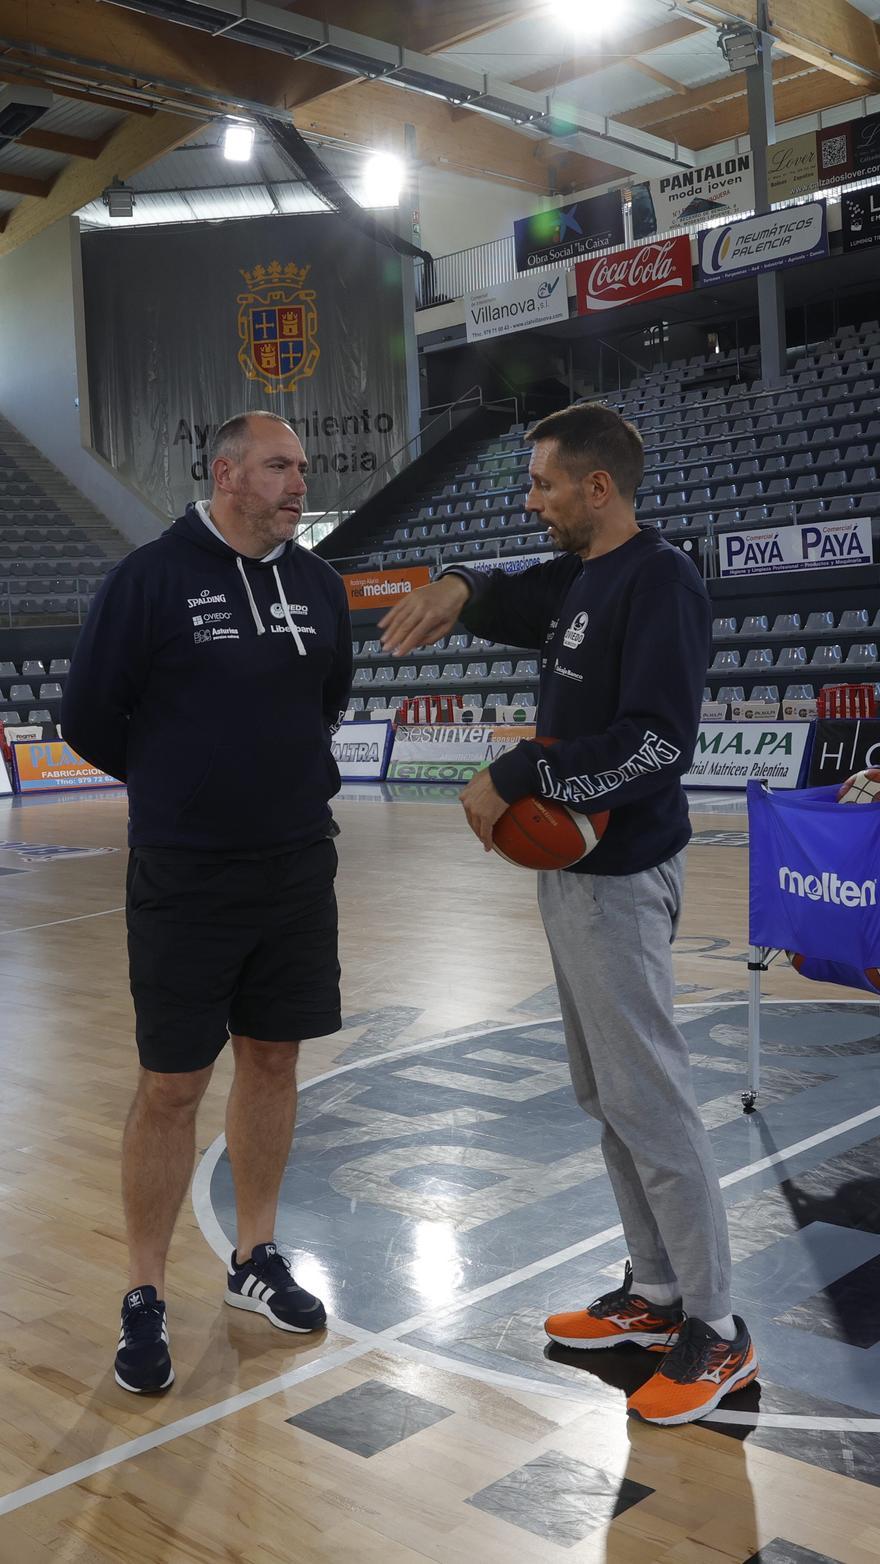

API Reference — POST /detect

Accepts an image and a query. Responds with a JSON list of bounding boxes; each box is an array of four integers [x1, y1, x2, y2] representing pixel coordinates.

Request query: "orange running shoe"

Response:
[[627, 1316, 758, 1426], [544, 1262, 683, 1352]]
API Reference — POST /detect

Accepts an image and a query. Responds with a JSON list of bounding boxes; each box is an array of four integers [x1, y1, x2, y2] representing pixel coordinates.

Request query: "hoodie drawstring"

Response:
[[272, 563, 307, 657], [236, 556, 266, 636]]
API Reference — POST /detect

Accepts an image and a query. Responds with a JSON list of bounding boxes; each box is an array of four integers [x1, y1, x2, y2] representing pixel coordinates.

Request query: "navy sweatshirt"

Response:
[[62, 506, 352, 852], [445, 529, 710, 875]]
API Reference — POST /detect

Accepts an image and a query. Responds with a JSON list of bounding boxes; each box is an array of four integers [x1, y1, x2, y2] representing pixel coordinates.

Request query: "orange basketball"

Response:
[[492, 796, 609, 871]]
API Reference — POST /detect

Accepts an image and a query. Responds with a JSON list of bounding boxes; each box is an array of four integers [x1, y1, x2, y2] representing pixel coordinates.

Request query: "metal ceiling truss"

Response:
[[97, 0, 697, 175]]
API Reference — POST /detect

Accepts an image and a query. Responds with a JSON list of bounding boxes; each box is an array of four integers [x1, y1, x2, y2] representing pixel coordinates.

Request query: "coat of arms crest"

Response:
[[237, 260, 319, 394]]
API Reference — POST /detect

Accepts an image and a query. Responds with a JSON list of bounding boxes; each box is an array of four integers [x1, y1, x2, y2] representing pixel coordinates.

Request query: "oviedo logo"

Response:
[[563, 611, 589, 650], [237, 260, 319, 394]]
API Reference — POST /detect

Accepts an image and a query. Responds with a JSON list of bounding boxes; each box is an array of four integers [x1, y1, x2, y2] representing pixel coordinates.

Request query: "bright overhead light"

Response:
[[361, 151, 404, 208], [551, 0, 628, 35], [223, 122, 255, 161]]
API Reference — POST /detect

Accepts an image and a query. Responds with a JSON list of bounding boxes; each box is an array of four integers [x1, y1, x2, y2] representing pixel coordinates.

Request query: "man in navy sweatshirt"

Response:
[[380, 403, 757, 1428], [62, 410, 352, 1394]]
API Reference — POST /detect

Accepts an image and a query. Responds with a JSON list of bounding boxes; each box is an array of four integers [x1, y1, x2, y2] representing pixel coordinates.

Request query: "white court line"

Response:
[[5, 1010, 880, 1517], [0, 905, 124, 937]]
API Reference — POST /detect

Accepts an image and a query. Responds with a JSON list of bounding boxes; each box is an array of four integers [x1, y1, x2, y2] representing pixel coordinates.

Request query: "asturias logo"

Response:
[[778, 866, 877, 906]]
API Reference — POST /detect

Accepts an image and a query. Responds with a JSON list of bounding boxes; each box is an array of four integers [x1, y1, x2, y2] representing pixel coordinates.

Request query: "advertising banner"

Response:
[[12, 742, 121, 793], [767, 132, 820, 202], [631, 155, 754, 238], [331, 721, 393, 781], [842, 182, 880, 251], [514, 192, 624, 272], [682, 723, 812, 789], [468, 551, 554, 575], [465, 270, 568, 342], [748, 780, 880, 965], [719, 517, 872, 578], [575, 235, 692, 314], [343, 567, 431, 610], [807, 719, 880, 786], [698, 201, 828, 285], [387, 723, 536, 783], [852, 110, 880, 180], [82, 213, 410, 518]]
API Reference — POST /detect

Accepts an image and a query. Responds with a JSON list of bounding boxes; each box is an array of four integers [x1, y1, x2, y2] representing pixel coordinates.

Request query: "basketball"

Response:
[[837, 768, 880, 804], [492, 795, 609, 870]]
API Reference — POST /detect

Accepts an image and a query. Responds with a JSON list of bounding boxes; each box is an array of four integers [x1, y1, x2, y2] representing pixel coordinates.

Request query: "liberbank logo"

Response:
[[778, 866, 877, 906]]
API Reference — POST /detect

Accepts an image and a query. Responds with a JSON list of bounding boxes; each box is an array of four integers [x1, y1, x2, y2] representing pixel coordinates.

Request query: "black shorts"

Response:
[[126, 838, 341, 1073]]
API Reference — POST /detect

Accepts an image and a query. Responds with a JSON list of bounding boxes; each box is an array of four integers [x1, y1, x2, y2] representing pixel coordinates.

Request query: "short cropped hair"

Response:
[[528, 402, 644, 500], [212, 410, 293, 464]]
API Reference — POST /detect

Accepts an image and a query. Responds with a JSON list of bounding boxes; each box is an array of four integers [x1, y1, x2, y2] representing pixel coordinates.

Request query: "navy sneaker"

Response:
[[225, 1242, 327, 1333], [115, 1286, 174, 1394]]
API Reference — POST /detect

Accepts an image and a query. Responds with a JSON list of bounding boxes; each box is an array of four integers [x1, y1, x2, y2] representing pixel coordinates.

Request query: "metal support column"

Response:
[[746, 3, 786, 384], [398, 123, 423, 457]]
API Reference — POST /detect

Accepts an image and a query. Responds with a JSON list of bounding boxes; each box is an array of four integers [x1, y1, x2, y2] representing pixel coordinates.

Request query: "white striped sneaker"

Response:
[[114, 1286, 174, 1393], [225, 1243, 327, 1333]]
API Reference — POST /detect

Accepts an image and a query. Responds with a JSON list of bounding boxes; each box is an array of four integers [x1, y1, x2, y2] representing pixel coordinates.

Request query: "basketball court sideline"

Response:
[[0, 784, 877, 1564]]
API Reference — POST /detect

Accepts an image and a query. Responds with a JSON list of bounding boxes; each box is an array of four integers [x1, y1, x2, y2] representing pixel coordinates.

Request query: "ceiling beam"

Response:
[[630, 61, 689, 95], [646, 67, 867, 149], [0, 172, 56, 198], [514, 17, 703, 93], [678, 0, 880, 88], [0, 60, 156, 115], [619, 56, 806, 134], [0, 108, 192, 257], [17, 127, 116, 160], [292, 77, 614, 194]]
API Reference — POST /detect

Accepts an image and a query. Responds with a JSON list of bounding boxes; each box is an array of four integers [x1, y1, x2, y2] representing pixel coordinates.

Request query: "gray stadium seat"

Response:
[[805, 611, 836, 633], [39, 683, 63, 701], [784, 684, 815, 700], [740, 616, 769, 637], [0, 661, 17, 677], [777, 647, 808, 668], [710, 650, 741, 672], [717, 686, 745, 704], [9, 683, 34, 703], [743, 648, 774, 670], [513, 659, 539, 679], [810, 644, 843, 667], [848, 643, 879, 665], [21, 660, 45, 676], [839, 609, 871, 633], [771, 613, 802, 635]]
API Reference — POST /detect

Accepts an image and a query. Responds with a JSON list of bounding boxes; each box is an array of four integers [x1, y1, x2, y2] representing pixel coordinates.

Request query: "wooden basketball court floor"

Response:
[[0, 782, 878, 1563]]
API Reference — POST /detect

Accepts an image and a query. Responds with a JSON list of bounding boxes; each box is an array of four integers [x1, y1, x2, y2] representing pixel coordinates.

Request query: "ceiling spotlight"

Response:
[[223, 121, 255, 161], [361, 151, 404, 208], [551, 0, 628, 35], [102, 177, 135, 218], [718, 26, 760, 72]]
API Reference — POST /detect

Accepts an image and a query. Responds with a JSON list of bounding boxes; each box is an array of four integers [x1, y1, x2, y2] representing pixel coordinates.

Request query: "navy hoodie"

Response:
[[445, 528, 710, 875], [62, 506, 352, 852]]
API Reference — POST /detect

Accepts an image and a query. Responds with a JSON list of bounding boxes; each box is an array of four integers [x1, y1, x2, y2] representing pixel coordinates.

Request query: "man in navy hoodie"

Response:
[[62, 410, 352, 1394], [380, 403, 757, 1428]]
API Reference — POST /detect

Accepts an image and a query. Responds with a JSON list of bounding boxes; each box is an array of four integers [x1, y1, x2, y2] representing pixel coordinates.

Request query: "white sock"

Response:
[[631, 1279, 680, 1307], [705, 1314, 737, 1341]]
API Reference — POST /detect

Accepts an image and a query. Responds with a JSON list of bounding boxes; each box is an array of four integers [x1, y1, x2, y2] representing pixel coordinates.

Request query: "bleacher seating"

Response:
[[336, 317, 880, 719], [0, 415, 128, 630]]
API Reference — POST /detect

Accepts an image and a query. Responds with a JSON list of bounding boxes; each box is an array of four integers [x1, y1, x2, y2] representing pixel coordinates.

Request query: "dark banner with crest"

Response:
[[81, 213, 409, 521]]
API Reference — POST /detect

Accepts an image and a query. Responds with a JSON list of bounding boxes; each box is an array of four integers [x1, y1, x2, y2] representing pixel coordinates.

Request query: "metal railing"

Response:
[[297, 385, 519, 554]]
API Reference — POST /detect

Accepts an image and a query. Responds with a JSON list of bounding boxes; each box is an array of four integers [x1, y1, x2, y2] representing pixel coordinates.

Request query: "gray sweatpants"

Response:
[[537, 853, 732, 1320]]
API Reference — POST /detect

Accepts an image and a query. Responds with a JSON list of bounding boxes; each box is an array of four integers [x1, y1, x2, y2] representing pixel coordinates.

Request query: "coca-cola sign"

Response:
[[576, 235, 693, 314]]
